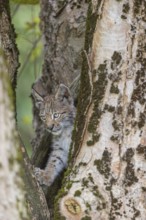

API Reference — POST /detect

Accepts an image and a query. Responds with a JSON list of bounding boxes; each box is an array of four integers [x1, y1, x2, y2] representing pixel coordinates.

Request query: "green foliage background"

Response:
[[10, 2, 42, 155]]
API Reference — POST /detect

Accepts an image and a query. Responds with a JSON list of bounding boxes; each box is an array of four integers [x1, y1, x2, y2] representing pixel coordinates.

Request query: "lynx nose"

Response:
[[47, 124, 54, 131]]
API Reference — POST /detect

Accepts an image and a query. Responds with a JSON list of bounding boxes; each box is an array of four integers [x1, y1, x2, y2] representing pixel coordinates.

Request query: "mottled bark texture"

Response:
[[0, 2, 28, 219], [0, 1, 50, 219], [0, 63, 28, 220], [0, 0, 19, 89], [55, 1, 146, 219]]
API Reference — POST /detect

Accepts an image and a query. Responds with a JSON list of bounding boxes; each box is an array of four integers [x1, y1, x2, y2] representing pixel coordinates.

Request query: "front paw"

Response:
[[34, 167, 52, 186]]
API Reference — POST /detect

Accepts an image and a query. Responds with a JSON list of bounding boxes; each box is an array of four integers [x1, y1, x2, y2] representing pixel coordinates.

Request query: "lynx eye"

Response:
[[53, 113, 60, 119]]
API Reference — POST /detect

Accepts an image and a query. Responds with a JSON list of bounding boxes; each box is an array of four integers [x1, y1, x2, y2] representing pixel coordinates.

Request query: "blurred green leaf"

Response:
[[11, 3, 42, 152], [25, 17, 40, 31], [22, 115, 31, 125], [30, 43, 42, 61]]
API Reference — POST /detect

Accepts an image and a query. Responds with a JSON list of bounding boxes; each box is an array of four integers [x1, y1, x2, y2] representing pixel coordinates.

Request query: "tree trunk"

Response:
[[0, 1, 29, 219], [0, 1, 50, 219], [54, 1, 146, 219], [31, 0, 146, 219], [0, 48, 29, 220]]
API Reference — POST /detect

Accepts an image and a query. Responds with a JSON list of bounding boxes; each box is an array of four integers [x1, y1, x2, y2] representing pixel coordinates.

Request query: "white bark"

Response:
[[0, 48, 29, 220], [58, 1, 146, 219]]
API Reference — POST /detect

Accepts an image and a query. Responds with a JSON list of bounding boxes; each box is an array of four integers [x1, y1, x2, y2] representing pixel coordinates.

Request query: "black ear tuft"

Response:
[[31, 87, 44, 108], [55, 84, 73, 105]]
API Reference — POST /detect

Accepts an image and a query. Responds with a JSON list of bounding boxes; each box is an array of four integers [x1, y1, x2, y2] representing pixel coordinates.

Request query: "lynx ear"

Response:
[[32, 87, 44, 108], [56, 84, 73, 105]]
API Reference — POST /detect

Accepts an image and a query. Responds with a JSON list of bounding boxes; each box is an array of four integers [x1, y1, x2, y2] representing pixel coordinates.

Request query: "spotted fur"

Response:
[[32, 84, 76, 186]]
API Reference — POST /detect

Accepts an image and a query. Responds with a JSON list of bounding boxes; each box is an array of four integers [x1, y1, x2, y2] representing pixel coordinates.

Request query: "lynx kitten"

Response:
[[32, 84, 76, 186]]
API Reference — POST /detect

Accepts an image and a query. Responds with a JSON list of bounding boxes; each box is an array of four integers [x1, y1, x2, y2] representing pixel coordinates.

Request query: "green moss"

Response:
[[104, 104, 115, 112], [53, 167, 72, 218], [122, 3, 130, 13], [97, 202, 106, 210], [82, 178, 89, 187], [79, 162, 87, 166], [127, 104, 135, 117], [85, 202, 91, 210], [87, 63, 108, 143], [87, 133, 101, 146], [89, 185, 106, 209], [123, 148, 138, 186], [110, 84, 119, 94], [131, 92, 144, 110], [142, 187, 146, 191], [112, 120, 120, 131], [87, 140, 94, 146], [123, 148, 134, 162], [110, 135, 119, 143], [105, 186, 111, 191], [138, 112, 145, 128], [54, 1, 107, 218], [54, 188, 68, 220], [88, 173, 94, 184], [131, 69, 145, 105], [108, 105, 115, 112], [71, 1, 99, 158], [104, 104, 109, 111], [117, 106, 122, 115], [111, 51, 122, 65], [125, 129, 130, 135], [133, 0, 142, 14], [110, 191, 123, 219], [93, 189, 103, 198], [132, 205, 140, 219], [121, 15, 127, 19], [136, 144, 146, 159], [66, 181, 73, 190], [94, 149, 111, 179], [74, 190, 81, 197], [135, 69, 145, 86]]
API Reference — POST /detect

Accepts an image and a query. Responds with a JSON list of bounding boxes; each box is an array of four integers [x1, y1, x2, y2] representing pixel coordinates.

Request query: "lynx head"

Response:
[[32, 84, 75, 135]]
